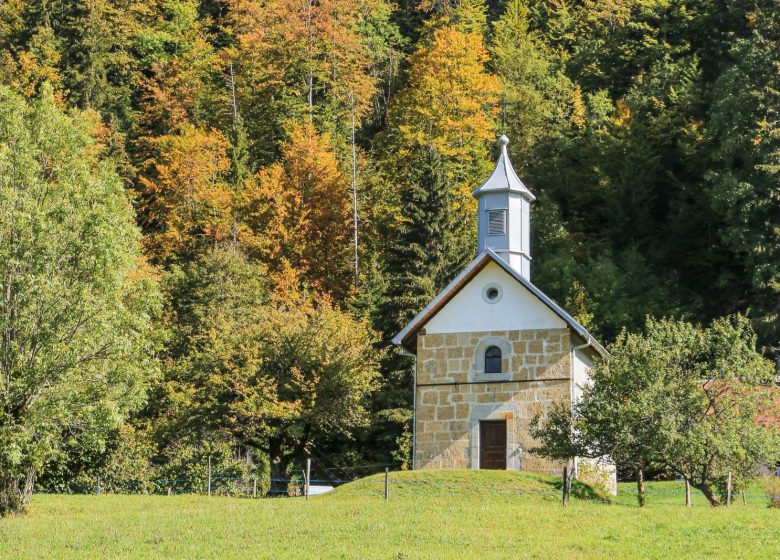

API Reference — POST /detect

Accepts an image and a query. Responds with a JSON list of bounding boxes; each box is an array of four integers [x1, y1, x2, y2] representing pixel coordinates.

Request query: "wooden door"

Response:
[[479, 420, 507, 470]]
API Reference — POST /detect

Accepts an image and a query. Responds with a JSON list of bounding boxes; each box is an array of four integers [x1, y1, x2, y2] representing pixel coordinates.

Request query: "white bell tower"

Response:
[[473, 135, 535, 279]]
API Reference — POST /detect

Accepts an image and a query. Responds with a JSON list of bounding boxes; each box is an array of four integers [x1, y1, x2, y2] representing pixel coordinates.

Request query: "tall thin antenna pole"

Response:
[[500, 95, 507, 134], [350, 91, 359, 288]]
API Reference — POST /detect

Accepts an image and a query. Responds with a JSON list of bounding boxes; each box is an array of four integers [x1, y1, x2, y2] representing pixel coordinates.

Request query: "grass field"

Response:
[[1, 470, 778, 559]]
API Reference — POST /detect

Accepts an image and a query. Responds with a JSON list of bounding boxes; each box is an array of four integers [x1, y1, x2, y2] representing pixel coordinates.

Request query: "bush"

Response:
[[99, 425, 157, 494], [760, 477, 780, 508]]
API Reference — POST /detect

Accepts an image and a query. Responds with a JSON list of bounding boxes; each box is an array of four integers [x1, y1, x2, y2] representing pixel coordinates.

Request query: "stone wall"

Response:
[[414, 328, 571, 474]]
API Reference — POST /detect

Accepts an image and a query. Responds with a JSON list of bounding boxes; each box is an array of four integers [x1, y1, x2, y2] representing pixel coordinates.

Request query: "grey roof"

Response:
[[391, 249, 607, 357], [471, 135, 536, 201]]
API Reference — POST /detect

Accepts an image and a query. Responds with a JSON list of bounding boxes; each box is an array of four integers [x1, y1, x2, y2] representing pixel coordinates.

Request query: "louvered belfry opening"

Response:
[[486, 209, 506, 236]]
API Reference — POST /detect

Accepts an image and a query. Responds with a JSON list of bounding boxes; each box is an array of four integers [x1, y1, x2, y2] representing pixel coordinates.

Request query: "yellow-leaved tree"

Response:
[[138, 124, 235, 262], [248, 122, 353, 298], [380, 24, 499, 217]]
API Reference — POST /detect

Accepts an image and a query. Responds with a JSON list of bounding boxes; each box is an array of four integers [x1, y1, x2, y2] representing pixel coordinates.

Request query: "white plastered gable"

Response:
[[423, 260, 566, 335]]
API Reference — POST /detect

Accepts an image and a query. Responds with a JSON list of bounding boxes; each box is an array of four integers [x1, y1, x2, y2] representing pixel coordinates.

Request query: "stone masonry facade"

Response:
[[414, 328, 571, 473]]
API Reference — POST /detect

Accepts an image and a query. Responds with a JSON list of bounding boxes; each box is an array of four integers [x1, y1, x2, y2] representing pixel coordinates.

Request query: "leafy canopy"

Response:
[[532, 314, 778, 506], [0, 85, 159, 515]]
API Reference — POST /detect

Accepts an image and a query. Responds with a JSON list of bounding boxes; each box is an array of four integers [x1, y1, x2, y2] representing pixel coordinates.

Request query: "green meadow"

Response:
[[1, 470, 778, 559]]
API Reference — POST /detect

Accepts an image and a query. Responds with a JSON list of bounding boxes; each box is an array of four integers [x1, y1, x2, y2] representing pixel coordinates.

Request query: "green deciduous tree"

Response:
[[0, 86, 159, 515], [156, 247, 379, 492], [532, 315, 778, 507]]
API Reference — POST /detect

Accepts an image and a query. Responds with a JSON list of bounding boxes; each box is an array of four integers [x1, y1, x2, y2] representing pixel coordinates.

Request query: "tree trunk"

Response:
[[685, 477, 691, 508], [267, 438, 289, 497], [1, 468, 36, 516], [636, 468, 645, 507], [268, 458, 288, 497], [691, 480, 722, 507], [349, 90, 359, 288]]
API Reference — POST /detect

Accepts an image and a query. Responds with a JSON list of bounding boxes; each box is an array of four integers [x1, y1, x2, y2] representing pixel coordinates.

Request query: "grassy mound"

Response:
[[333, 468, 608, 502]]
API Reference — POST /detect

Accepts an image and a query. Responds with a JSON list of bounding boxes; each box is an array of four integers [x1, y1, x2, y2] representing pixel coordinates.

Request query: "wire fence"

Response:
[[33, 460, 401, 499], [32, 467, 780, 509]]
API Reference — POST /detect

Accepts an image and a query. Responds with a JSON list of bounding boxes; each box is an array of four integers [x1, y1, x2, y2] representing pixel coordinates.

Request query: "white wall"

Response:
[[572, 346, 593, 402], [571, 344, 617, 495], [424, 261, 566, 334]]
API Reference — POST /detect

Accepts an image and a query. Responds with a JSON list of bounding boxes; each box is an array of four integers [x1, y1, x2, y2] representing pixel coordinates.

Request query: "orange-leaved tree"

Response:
[[138, 124, 236, 263], [248, 121, 353, 298]]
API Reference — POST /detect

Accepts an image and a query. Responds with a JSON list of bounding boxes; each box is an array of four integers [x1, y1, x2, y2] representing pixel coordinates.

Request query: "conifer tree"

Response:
[[368, 18, 498, 461], [377, 146, 470, 339], [705, 0, 780, 343], [378, 22, 499, 276], [371, 146, 471, 464]]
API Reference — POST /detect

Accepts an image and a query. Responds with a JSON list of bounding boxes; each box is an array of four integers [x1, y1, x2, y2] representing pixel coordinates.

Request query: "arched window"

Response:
[[485, 346, 502, 373]]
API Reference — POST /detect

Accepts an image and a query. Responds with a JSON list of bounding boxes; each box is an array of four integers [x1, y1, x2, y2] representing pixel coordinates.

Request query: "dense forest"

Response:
[[1, 0, 778, 490]]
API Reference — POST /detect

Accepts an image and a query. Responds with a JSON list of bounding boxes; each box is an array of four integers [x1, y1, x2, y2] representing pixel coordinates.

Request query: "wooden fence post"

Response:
[[96, 477, 101, 496], [384, 467, 389, 501], [208, 455, 212, 497], [253, 477, 258, 499], [636, 469, 645, 507], [727, 471, 732, 507], [305, 457, 311, 500]]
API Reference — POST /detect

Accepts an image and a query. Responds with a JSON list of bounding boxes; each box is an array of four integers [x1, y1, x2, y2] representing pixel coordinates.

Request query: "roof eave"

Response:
[[391, 251, 493, 349], [471, 185, 536, 201], [391, 249, 608, 359]]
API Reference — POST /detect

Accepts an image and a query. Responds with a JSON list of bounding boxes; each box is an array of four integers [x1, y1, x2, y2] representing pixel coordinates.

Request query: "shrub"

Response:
[[760, 477, 780, 508]]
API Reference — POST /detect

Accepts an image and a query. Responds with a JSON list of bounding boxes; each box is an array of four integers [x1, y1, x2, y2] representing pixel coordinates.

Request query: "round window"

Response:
[[481, 283, 503, 304]]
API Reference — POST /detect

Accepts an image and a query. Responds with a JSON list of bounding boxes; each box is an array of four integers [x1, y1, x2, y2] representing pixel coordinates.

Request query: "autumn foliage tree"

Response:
[[250, 122, 353, 298], [382, 25, 499, 185], [138, 124, 236, 263], [226, 0, 397, 162]]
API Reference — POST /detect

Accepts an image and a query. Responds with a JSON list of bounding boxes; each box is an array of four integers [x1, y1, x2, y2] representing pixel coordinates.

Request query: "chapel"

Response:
[[392, 135, 615, 490]]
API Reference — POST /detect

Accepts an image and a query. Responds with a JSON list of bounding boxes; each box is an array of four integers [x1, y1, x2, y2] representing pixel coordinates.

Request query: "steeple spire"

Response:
[[473, 136, 534, 279], [472, 135, 535, 201]]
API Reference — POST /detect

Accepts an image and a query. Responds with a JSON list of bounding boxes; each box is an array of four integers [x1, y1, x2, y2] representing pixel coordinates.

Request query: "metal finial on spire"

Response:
[[472, 134, 533, 201]]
